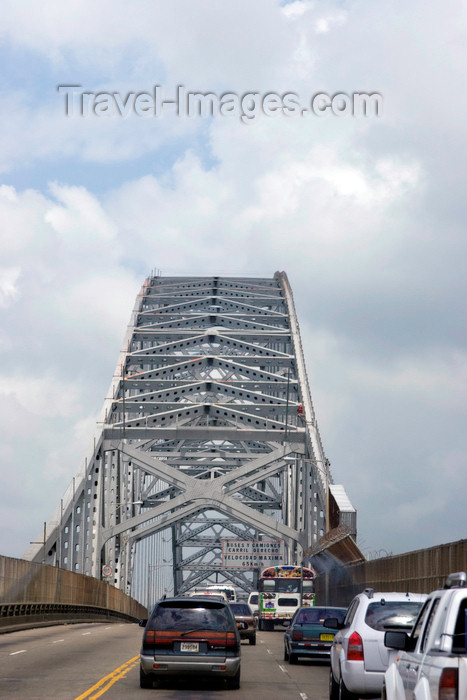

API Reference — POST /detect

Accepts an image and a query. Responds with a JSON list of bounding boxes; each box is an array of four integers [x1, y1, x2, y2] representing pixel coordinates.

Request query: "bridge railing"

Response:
[[0, 555, 147, 632]]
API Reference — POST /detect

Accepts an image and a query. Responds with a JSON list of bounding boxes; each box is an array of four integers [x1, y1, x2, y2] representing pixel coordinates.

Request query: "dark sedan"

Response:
[[229, 603, 257, 645], [284, 606, 347, 664]]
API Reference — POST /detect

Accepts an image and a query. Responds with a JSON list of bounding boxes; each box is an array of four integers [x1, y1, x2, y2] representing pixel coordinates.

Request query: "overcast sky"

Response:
[[0, 0, 465, 561]]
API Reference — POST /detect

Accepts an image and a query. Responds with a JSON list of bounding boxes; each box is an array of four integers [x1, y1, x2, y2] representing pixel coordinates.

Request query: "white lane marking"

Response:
[[278, 664, 287, 673], [267, 648, 272, 654], [52, 639, 65, 644], [260, 639, 265, 644], [10, 650, 27, 655], [105, 626, 112, 629], [82, 632, 91, 636], [299, 694, 308, 700]]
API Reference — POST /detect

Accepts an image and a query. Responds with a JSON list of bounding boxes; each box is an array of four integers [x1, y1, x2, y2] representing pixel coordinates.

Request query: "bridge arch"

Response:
[[25, 273, 357, 602]]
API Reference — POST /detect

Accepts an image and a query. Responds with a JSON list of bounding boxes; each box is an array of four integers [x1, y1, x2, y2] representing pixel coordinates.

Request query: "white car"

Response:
[[382, 571, 467, 700], [188, 589, 228, 602], [327, 588, 427, 700], [248, 591, 259, 616]]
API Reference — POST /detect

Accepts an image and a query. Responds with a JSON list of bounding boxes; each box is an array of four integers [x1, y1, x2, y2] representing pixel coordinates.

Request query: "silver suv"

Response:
[[326, 588, 426, 699], [140, 597, 241, 689]]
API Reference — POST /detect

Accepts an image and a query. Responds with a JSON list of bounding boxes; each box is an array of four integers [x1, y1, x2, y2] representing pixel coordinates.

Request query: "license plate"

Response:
[[180, 642, 199, 652], [320, 633, 334, 641]]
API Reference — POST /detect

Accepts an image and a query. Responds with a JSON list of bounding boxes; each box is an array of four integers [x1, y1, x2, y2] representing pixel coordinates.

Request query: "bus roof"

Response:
[[260, 565, 314, 579]]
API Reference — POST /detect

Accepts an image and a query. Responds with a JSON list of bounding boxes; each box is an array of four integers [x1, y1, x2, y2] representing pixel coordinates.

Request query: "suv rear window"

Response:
[[295, 608, 346, 625], [230, 604, 251, 615], [365, 601, 423, 631], [153, 601, 232, 631]]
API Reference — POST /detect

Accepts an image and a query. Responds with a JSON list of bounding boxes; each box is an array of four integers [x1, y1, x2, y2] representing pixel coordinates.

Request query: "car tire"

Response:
[[284, 644, 289, 661], [139, 666, 153, 689], [338, 675, 359, 700], [329, 669, 339, 700], [289, 652, 298, 665], [226, 668, 241, 690], [249, 635, 256, 645]]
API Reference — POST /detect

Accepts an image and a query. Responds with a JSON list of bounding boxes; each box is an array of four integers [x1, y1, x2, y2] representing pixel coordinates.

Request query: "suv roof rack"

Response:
[[363, 587, 374, 598], [443, 571, 467, 589]]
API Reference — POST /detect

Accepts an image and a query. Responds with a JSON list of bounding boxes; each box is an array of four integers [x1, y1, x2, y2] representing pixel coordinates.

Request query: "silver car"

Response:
[[327, 588, 426, 699]]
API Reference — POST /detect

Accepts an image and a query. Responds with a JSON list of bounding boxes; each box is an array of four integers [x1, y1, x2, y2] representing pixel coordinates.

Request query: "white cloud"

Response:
[[45, 183, 118, 244], [0, 1, 295, 87], [348, 352, 467, 409], [0, 374, 80, 419], [314, 12, 347, 34], [0, 0, 466, 562], [0, 266, 21, 307], [282, 1, 313, 21]]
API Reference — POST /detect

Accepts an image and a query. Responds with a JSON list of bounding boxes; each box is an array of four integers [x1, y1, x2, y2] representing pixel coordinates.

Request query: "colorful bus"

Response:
[[258, 565, 315, 630]]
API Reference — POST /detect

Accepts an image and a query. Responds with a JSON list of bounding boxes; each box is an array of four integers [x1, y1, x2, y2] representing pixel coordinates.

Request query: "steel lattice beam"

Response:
[[25, 273, 357, 602]]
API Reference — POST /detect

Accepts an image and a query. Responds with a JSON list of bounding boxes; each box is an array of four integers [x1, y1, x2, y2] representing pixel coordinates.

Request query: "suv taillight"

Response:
[[292, 630, 303, 641], [439, 668, 458, 700], [143, 629, 155, 649], [347, 631, 364, 661], [225, 631, 240, 654]]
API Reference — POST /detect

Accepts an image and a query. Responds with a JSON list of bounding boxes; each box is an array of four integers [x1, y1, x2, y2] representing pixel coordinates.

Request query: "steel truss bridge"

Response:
[[25, 273, 356, 605]]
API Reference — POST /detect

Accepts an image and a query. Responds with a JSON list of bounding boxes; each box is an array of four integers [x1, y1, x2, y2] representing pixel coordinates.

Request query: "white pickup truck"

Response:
[[382, 571, 467, 700]]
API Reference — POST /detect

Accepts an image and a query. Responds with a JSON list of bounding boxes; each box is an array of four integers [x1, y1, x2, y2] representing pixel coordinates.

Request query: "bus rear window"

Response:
[[278, 598, 299, 606]]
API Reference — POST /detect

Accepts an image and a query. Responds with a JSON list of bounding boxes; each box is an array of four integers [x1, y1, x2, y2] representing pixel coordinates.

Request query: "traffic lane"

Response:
[[261, 629, 330, 700], [1, 624, 333, 699], [266, 630, 380, 700], [0, 621, 141, 699], [102, 628, 331, 699]]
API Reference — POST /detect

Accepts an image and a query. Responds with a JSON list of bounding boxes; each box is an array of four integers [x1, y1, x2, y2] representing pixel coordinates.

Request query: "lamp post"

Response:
[[147, 564, 157, 611], [107, 500, 144, 523], [30, 521, 47, 565], [147, 561, 174, 611], [300, 559, 304, 608]]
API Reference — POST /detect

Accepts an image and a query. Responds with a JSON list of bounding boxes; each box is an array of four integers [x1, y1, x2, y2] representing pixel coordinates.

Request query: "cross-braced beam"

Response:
[[25, 273, 357, 604]]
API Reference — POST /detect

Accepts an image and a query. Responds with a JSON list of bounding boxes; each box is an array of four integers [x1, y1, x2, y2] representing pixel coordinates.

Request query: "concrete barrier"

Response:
[[0, 555, 147, 632], [315, 538, 467, 606]]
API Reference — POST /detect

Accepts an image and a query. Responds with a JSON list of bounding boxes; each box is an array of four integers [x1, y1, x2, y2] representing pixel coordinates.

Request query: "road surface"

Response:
[[0, 622, 332, 699]]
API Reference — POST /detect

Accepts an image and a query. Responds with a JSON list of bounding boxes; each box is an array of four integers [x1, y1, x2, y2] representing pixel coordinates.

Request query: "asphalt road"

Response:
[[0, 622, 332, 699]]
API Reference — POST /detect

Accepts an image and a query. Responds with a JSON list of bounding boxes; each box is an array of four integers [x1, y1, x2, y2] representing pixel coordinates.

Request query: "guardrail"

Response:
[[0, 602, 143, 633], [0, 554, 148, 633]]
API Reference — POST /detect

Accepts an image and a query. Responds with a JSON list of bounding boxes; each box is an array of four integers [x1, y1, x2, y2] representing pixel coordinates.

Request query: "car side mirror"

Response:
[[384, 630, 415, 651], [283, 621, 290, 627], [139, 619, 148, 627]]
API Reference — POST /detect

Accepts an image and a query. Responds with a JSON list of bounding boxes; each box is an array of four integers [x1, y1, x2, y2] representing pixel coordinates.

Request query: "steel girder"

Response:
[[25, 273, 349, 603]]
